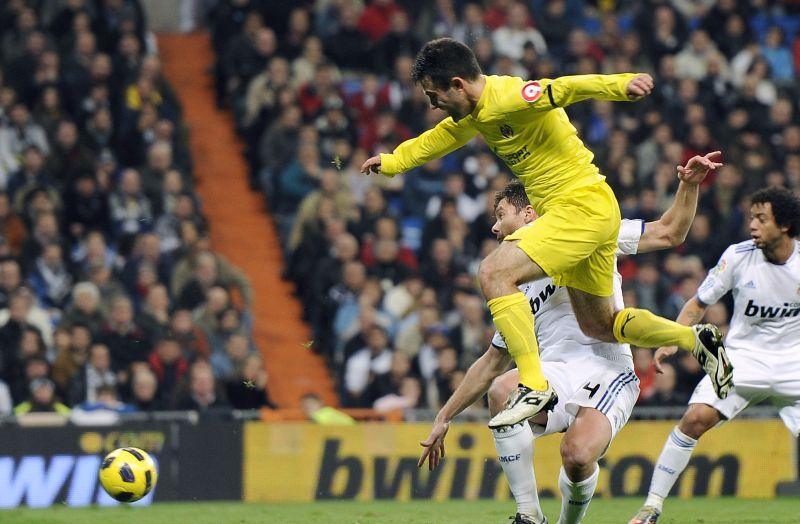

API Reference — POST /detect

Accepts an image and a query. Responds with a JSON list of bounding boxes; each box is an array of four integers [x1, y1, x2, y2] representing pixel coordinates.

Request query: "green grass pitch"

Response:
[[3, 498, 800, 523]]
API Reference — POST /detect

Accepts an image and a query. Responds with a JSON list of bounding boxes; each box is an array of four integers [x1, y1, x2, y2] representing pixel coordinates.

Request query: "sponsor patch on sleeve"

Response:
[[521, 81, 543, 103]]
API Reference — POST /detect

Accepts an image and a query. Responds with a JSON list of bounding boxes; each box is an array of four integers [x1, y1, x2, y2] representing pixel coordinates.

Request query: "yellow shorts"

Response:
[[505, 182, 621, 296]]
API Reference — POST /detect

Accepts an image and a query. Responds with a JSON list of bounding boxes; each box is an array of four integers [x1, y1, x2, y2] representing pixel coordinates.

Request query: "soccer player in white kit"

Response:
[[418, 152, 722, 524], [629, 186, 800, 524]]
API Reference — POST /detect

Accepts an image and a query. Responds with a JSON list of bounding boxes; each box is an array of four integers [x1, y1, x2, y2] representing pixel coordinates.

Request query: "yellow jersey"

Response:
[[379, 73, 638, 213]]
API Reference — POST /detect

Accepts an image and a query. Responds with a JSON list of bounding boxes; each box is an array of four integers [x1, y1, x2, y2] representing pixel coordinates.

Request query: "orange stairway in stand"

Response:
[[158, 32, 337, 408]]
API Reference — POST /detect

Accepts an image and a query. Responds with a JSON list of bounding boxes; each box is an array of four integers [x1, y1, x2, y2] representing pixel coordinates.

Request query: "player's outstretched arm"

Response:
[[654, 295, 709, 372], [418, 345, 512, 470], [361, 117, 478, 177], [638, 151, 723, 253], [542, 73, 653, 109]]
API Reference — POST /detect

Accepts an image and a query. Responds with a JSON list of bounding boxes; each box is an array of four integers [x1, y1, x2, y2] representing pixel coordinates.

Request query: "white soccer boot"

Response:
[[488, 383, 558, 429], [691, 323, 734, 399]]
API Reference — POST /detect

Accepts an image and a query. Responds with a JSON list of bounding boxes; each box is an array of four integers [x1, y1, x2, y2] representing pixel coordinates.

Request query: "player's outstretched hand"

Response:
[[678, 151, 723, 185], [654, 346, 679, 374], [361, 155, 382, 175], [418, 419, 449, 471], [626, 73, 654, 100]]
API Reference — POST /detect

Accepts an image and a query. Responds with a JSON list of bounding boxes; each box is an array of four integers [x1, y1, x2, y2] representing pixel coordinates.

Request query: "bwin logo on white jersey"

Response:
[[743, 299, 800, 319], [528, 284, 558, 315]]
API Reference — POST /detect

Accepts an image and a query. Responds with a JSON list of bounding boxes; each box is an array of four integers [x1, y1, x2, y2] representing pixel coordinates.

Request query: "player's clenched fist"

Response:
[[361, 155, 382, 175], [626, 73, 654, 100]]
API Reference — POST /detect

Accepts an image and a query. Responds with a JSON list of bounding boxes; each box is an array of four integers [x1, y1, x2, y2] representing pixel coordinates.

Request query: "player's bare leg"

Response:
[[566, 288, 733, 398], [629, 404, 721, 524], [557, 408, 610, 524], [488, 370, 548, 524], [480, 241, 558, 428]]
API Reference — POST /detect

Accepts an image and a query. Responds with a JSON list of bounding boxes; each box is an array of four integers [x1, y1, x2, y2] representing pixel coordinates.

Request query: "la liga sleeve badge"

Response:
[[521, 81, 543, 103]]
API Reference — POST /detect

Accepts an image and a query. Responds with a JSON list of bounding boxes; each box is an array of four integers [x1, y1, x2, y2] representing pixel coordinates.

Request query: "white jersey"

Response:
[[697, 239, 800, 356], [492, 219, 644, 364]]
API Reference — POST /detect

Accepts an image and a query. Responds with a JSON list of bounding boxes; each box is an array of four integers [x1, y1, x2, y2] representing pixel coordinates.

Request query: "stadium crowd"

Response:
[[207, 0, 800, 412], [0, 0, 274, 418]]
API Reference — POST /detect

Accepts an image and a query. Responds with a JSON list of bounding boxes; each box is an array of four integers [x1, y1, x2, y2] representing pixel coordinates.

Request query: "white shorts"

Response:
[[689, 350, 800, 436], [532, 356, 640, 444]]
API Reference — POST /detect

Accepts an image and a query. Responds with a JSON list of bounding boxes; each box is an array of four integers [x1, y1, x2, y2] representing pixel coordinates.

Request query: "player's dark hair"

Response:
[[411, 38, 482, 89], [750, 186, 800, 237], [494, 180, 530, 212]]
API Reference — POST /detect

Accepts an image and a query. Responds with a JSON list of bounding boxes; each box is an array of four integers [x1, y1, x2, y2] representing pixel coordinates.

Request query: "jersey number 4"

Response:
[[582, 382, 600, 399]]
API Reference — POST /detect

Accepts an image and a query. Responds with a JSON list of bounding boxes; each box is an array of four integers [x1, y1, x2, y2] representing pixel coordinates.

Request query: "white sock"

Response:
[[557, 464, 598, 524], [645, 426, 698, 510], [492, 423, 543, 521]]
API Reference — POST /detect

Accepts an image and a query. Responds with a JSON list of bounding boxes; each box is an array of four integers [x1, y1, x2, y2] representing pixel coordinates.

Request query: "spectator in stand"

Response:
[[169, 308, 211, 361], [109, 168, 154, 243], [45, 119, 95, 189], [176, 360, 230, 411], [491, 2, 547, 60], [634, 347, 657, 404], [6, 145, 53, 204], [450, 293, 489, 368], [14, 377, 70, 415], [210, 332, 251, 379], [60, 282, 105, 334], [361, 217, 417, 270], [0, 194, 27, 257], [0, 102, 48, 174], [121, 232, 171, 293], [372, 11, 420, 75], [51, 323, 92, 393], [9, 351, 48, 402], [212, 305, 254, 352], [67, 342, 116, 405], [148, 336, 188, 405], [27, 242, 74, 310], [0, 286, 52, 349], [171, 244, 252, 310], [639, 362, 689, 406], [367, 239, 413, 287], [63, 174, 111, 242], [374, 375, 422, 413], [762, 27, 795, 85], [0, 258, 23, 308], [343, 324, 393, 407], [287, 168, 357, 253], [225, 353, 275, 410], [20, 211, 63, 273], [130, 368, 164, 411], [671, 351, 706, 400], [74, 384, 135, 413], [137, 283, 170, 338], [325, 3, 370, 71], [98, 294, 151, 373]]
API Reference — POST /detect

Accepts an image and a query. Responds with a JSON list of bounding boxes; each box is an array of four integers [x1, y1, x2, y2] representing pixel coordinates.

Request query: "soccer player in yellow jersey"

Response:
[[361, 38, 733, 428]]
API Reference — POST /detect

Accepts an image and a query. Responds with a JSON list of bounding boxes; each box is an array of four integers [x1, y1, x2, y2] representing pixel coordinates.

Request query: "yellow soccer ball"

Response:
[[98, 447, 158, 502]]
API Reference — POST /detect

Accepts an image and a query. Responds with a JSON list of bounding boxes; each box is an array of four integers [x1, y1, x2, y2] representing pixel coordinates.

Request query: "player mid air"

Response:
[[418, 152, 721, 524], [362, 38, 732, 427], [630, 186, 800, 524]]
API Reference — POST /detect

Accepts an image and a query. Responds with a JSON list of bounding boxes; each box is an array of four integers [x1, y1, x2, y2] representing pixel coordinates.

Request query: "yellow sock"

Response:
[[613, 307, 696, 350], [487, 292, 548, 390]]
